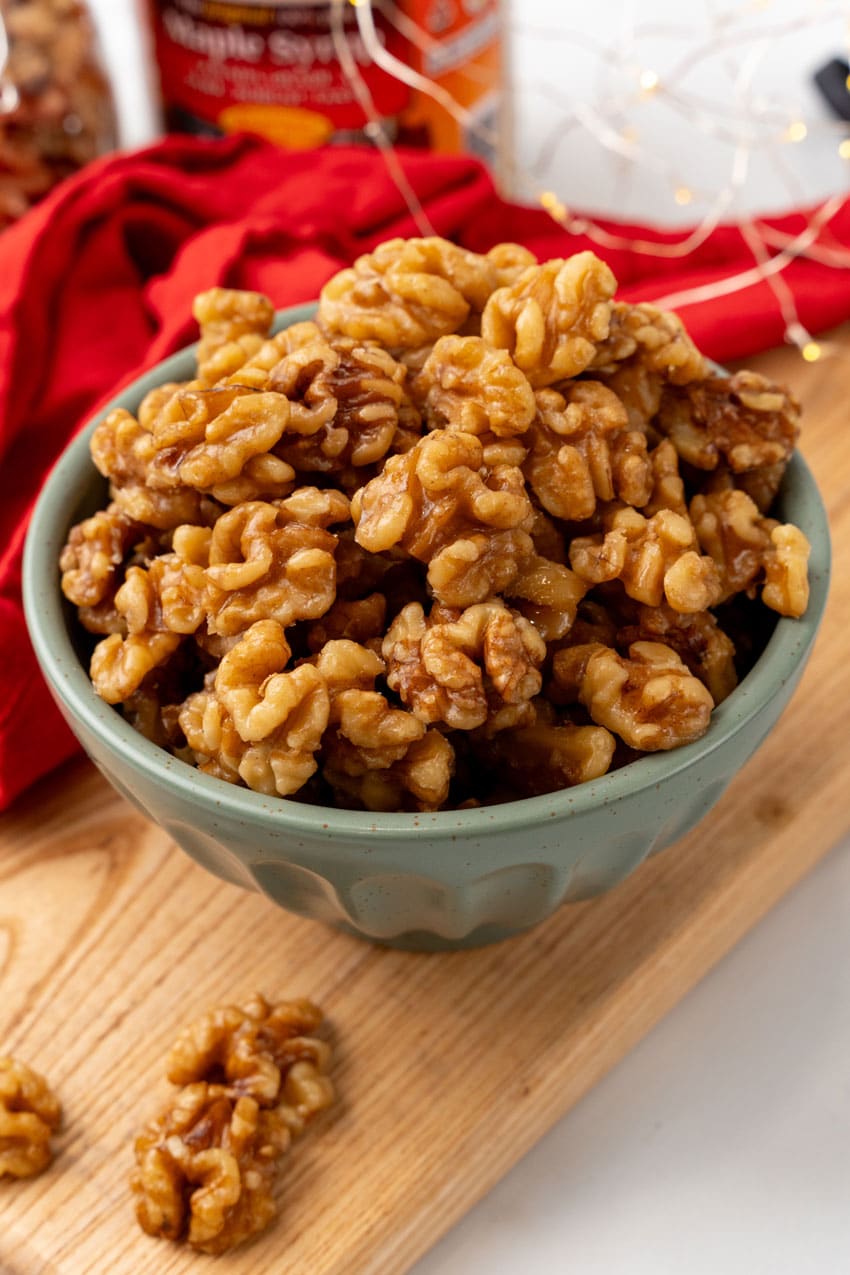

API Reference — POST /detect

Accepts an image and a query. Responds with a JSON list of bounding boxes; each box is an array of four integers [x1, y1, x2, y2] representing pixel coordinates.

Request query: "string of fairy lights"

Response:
[[331, 0, 850, 364]]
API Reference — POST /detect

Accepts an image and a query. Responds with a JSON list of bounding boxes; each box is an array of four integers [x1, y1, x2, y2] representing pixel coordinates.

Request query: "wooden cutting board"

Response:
[[2, 332, 849, 1275]]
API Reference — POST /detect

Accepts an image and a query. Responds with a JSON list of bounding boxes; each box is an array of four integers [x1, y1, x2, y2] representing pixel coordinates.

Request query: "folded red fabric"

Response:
[[2, 133, 848, 808]]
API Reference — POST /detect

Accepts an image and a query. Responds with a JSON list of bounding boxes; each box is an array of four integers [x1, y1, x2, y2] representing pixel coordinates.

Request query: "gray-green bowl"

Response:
[[23, 305, 831, 950]]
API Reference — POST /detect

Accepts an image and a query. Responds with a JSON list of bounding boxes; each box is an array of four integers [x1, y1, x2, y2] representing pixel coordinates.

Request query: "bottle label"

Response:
[[147, 0, 504, 162], [149, 0, 411, 144]]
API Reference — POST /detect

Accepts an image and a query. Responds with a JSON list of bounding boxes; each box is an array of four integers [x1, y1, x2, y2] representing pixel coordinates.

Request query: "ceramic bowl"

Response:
[[23, 305, 831, 950]]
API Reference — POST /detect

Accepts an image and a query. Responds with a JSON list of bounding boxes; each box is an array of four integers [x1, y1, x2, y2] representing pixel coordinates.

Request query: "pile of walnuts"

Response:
[[0, 0, 117, 227], [60, 237, 811, 811]]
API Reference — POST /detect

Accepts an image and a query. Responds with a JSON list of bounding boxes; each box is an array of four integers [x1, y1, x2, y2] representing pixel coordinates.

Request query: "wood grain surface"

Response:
[[1, 333, 849, 1275]]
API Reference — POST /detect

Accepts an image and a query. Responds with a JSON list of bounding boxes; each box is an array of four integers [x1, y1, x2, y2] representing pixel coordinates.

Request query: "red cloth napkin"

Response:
[[3, 133, 849, 809]]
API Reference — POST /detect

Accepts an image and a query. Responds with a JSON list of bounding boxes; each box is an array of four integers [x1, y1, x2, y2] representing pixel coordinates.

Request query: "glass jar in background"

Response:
[[144, 0, 506, 174], [0, 0, 117, 228]]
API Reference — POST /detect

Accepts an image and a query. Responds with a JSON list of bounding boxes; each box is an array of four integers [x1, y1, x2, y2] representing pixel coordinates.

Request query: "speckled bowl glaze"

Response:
[[23, 305, 831, 949]]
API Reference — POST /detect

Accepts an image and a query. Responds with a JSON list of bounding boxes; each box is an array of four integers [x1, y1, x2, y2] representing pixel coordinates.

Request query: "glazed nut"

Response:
[[176, 392, 293, 492], [477, 718, 616, 796], [382, 599, 546, 731], [110, 483, 222, 531], [524, 381, 636, 522], [90, 632, 181, 704], [180, 621, 330, 796], [317, 235, 498, 348], [591, 301, 707, 384], [506, 554, 588, 642], [616, 604, 738, 705], [313, 638, 426, 768], [193, 288, 275, 382], [215, 620, 330, 746], [481, 252, 616, 387], [352, 429, 532, 566], [324, 728, 455, 812], [553, 641, 714, 751], [569, 505, 722, 613], [131, 1084, 288, 1254], [762, 524, 810, 618], [657, 370, 799, 475], [166, 992, 332, 1113], [59, 505, 140, 607], [414, 335, 536, 437], [273, 336, 410, 472], [91, 407, 156, 487], [0, 1057, 62, 1179], [690, 488, 810, 614], [485, 242, 538, 286], [206, 503, 338, 637]]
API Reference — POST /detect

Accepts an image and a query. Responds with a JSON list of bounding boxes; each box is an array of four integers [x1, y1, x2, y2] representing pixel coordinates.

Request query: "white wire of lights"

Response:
[[331, 0, 850, 364]]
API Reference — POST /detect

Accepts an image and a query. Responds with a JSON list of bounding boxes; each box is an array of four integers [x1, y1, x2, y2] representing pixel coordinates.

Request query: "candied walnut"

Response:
[[485, 242, 538, 287], [311, 638, 446, 809], [657, 371, 799, 480], [506, 555, 587, 641], [306, 593, 387, 653], [78, 599, 126, 636], [643, 439, 688, 516], [762, 524, 810, 618], [318, 236, 498, 348], [0, 1057, 62, 1179], [181, 621, 329, 795], [591, 301, 707, 384], [615, 604, 738, 704], [525, 381, 644, 521], [148, 388, 293, 494], [274, 487, 351, 528], [215, 621, 329, 749], [603, 361, 663, 433], [206, 454, 296, 507], [569, 504, 722, 614], [413, 335, 536, 438], [383, 600, 545, 731], [88, 526, 211, 702], [314, 638, 425, 762], [166, 993, 333, 1117], [474, 715, 616, 796], [206, 503, 338, 638], [352, 430, 533, 604], [180, 677, 327, 798], [553, 641, 714, 750], [111, 483, 222, 530], [124, 683, 184, 751], [270, 335, 411, 474], [91, 632, 181, 705], [481, 252, 616, 387], [690, 489, 810, 616], [60, 505, 142, 607], [132, 1084, 288, 1253], [611, 429, 653, 508], [426, 527, 535, 608], [228, 321, 327, 384], [138, 382, 186, 432], [325, 728, 454, 812], [698, 461, 787, 516], [193, 287, 275, 385], [265, 336, 340, 437], [91, 406, 156, 487]]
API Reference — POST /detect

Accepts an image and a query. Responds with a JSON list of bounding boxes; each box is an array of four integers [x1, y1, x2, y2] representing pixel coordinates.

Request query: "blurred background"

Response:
[[82, 0, 850, 222]]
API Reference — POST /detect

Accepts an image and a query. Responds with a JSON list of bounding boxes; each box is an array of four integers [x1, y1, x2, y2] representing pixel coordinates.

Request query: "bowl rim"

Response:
[[23, 305, 832, 843]]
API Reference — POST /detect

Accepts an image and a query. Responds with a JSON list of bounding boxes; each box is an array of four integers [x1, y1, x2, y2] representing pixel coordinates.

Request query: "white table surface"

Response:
[[87, 2, 850, 1270]]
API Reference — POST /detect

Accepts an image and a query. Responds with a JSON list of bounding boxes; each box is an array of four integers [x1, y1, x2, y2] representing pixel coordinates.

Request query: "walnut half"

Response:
[[0, 1057, 62, 1179]]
